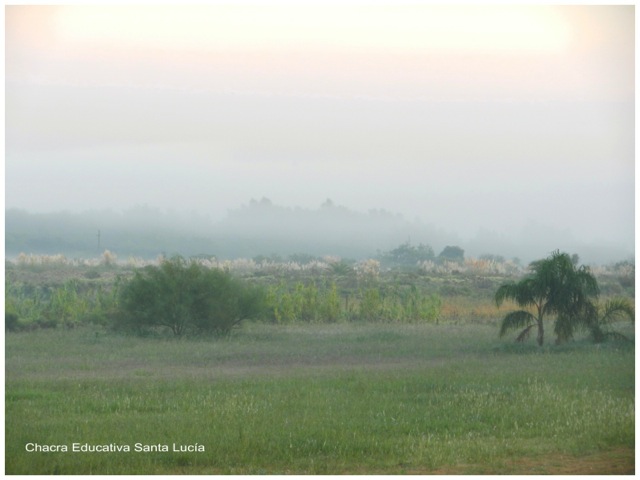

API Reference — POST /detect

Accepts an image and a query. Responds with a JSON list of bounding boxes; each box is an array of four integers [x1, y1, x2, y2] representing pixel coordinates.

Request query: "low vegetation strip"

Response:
[[6, 250, 634, 334], [5, 323, 634, 475]]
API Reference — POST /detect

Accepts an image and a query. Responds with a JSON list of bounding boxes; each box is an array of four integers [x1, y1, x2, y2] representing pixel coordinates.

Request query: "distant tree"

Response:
[[495, 251, 599, 346], [380, 242, 435, 267], [414, 243, 436, 262], [249, 197, 273, 208], [117, 256, 264, 337], [438, 245, 464, 263]]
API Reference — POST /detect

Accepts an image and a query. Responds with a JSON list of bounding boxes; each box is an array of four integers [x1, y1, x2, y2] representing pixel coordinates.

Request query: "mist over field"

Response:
[[4, 199, 632, 265], [5, 5, 634, 265]]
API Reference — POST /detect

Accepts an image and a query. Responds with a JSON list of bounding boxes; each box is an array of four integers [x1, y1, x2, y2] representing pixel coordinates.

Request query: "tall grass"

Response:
[[6, 323, 634, 474]]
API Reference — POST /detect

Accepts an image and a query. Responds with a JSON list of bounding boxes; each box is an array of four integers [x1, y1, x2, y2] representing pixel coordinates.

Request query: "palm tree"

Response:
[[495, 251, 599, 346], [587, 298, 635, 343], [495, 276, 549, 346], [548, 253, 600, 343]]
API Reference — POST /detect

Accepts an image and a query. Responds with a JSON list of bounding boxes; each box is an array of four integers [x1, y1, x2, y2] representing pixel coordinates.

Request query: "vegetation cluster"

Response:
[[5, 246, 634, 345], [115, 257, 264, 337]]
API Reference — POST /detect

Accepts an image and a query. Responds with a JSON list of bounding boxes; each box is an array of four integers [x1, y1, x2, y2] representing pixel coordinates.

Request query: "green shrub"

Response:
[[438, 245, 465, 264], [117, 256, 264, 336]]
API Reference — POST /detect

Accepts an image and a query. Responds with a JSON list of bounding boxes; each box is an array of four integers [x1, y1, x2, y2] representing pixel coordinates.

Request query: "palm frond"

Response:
[[495, 281, 536, 307], [495, 283, 518, 306], [515, 324, 536, 343], [589, 298, 635, 344], [499, 310, 535, 338], [599, 298, 635, 326], [576, 266, 600, 297]]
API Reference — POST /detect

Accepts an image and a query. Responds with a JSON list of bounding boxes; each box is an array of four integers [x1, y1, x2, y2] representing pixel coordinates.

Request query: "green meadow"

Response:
[[5, 322, 634, 474]]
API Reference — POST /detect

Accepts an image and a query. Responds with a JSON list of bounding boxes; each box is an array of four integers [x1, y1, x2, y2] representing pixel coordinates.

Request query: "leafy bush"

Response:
[[117, 256, 265, 336]]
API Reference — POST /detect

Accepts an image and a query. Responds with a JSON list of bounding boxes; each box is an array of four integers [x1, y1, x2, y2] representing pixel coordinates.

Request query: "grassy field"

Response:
[[5, 322, 634, 474]]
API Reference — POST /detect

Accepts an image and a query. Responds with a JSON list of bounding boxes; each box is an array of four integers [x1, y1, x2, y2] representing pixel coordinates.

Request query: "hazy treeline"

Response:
[[5, 200, 455, 260], [6, 199, 633, 264], [6, 206, 214, 258]]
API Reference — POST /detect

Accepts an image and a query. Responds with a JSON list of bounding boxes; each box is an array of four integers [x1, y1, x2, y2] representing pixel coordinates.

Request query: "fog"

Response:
[[5, 6, 635, 263]]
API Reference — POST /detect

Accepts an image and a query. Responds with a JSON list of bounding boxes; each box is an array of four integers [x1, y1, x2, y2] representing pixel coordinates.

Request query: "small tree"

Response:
[[117, 256, 264, 336], [438, 245, 464, 264], [495, 251, 599, 346]]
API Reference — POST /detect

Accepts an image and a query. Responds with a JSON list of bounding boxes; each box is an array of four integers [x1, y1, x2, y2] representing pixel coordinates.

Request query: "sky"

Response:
[[5, 4, 635, 257]]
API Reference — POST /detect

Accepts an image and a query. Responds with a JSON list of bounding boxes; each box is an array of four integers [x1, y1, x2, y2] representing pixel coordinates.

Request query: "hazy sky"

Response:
[[5, 5, 635, 252]]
